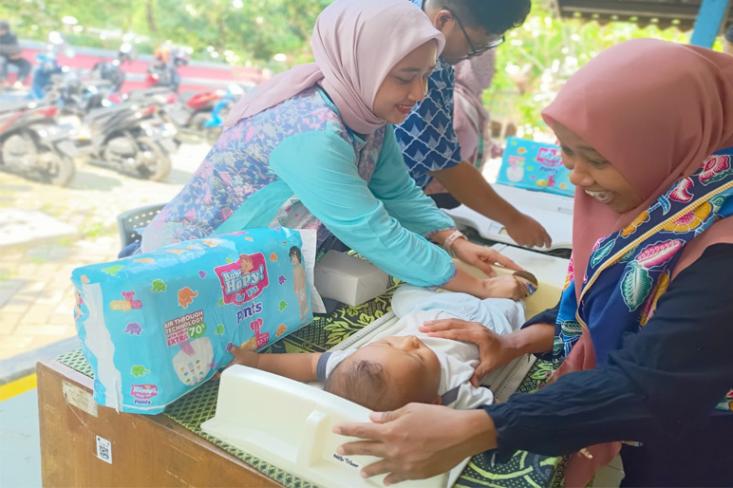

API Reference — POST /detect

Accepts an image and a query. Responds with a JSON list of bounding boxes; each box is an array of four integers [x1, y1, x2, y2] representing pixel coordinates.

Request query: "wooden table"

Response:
[[37, 359, 277, 487]]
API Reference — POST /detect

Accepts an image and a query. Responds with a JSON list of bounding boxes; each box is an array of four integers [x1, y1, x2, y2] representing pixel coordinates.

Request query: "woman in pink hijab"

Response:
[[139, 0, 528, 299], [337, 39, 733, 487]]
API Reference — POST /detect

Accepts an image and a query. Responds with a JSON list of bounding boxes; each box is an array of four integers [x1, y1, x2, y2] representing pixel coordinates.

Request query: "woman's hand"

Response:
[[451, 239, 524, 276], [504, 213, 552, 249], [420, 319, 522, 385], [334, 403, 497, 485]]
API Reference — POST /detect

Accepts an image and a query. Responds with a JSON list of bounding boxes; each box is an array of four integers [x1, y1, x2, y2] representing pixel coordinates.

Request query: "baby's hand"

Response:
[[226, 343, 260, 368], [479, 275, 528, 300], [513, 270, 538, 295]]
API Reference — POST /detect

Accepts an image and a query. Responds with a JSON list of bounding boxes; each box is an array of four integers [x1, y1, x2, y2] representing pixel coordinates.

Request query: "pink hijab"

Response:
[[453, 50, 496, 162], [542, 39, 733, 486], [224, 0, 445, 135], [543, 39, 733, 294]]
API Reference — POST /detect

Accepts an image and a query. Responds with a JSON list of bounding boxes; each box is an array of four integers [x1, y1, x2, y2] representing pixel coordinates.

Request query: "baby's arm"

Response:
[[227, 344, 321, 383]]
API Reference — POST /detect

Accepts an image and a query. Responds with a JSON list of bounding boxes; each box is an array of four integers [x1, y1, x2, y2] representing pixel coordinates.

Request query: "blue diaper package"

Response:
[[496, 137, 574, 197], [71, 228, 312, 414]]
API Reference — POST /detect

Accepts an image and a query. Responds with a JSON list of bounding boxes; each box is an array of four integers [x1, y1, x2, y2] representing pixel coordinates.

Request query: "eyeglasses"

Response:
[[445, 8, 504, 60]]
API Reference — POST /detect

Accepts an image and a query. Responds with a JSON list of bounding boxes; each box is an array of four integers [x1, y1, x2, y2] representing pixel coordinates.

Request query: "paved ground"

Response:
[[0, 143, 209, 360]]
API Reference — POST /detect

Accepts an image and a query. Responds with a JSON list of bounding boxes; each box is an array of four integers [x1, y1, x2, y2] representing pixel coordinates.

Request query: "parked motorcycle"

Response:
[[131, 88, 221, 142], [47, 70, 114, 115], [73, 102, 177, 181], [30, 52, 62, 100], [202, 84, 244, 144], [30, 31, 74, 100], [43, 71, 177, 181], [90, 43, 133, 93], [0, 99, 76, 186], [145, 46, 188, 92], [170, 90, 221, 135]]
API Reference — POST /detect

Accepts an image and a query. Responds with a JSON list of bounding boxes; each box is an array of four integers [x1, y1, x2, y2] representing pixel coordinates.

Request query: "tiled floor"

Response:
[[0, 143, 209, 361]]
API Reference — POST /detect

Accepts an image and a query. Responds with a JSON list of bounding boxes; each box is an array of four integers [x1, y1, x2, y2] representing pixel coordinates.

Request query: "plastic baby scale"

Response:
[[202, 365, 454, 488], [202, 247, 570, 488]]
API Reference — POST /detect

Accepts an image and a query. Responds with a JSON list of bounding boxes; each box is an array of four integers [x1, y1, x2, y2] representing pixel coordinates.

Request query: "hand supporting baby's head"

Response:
[[324, 336, 442, 411]]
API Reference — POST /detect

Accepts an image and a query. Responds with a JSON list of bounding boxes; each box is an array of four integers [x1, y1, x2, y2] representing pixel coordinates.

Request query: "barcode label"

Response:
[[96, 435, 112, 464]]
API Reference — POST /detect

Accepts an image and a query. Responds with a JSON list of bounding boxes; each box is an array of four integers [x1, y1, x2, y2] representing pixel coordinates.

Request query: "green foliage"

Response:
[[485, 0, 694, 137], [2, 0, 329, 65], [1, 0, 722, 135]]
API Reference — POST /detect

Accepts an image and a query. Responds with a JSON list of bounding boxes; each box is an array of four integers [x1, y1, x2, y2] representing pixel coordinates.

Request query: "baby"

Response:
[[228, 271, 537, 411]]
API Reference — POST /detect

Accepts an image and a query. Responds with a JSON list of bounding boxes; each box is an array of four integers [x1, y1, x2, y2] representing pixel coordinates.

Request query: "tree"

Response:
[[1, 0, 329, 64], [485, 0, 693, 138]]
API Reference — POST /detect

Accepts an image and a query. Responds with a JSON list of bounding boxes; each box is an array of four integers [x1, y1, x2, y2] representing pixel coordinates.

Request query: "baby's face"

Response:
[[348, 335, 442, 407]]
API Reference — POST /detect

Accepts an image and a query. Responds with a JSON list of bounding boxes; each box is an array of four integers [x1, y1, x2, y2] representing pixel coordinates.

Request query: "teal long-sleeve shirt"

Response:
[[269, 125, 457, 287], [142, 87, 457, 287]]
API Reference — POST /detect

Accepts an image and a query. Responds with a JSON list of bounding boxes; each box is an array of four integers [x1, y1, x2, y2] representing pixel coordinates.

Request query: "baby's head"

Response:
[[324, 335, 442, 411]]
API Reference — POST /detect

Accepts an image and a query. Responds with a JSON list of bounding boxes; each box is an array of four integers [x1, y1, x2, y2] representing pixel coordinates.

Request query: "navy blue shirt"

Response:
[[485, 244, 733, 463]]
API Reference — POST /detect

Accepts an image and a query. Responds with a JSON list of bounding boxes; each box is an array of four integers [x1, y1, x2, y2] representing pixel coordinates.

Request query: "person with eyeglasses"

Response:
[[396, 0, 552, 249]]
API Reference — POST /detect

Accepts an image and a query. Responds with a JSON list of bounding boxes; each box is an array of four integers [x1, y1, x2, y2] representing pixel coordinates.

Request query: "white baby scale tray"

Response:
[[445, 184, 574, 251], [201, 314, 458, 488], [202, 364, 450, 488], [202, 247, 570, 488]]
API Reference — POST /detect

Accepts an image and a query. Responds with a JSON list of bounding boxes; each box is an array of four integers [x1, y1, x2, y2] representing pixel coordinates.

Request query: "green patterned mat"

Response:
[[58, 288, 564, 488]]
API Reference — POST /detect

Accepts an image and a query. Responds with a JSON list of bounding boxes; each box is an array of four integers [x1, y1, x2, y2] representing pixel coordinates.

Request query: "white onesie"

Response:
[[316, 285, 525, 409]]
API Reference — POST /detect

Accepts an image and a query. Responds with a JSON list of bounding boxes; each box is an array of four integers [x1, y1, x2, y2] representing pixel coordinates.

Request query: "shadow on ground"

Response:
[[165, 168, 195, 185], [67, 168, 123, 191]]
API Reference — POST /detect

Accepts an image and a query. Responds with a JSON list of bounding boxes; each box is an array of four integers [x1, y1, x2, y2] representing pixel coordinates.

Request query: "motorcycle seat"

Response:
[[85, 105, 132, 123], [179, 92, 197, 103]]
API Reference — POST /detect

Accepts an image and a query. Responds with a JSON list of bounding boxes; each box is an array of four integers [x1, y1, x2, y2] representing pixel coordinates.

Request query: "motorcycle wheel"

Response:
[[42, 151, 76, 187], [135, 136, 172, 181], [190, 112, 210, 132], [205, 127, 222, 145], [0, 134, 75, 187], [1, 133, 38, 171]]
